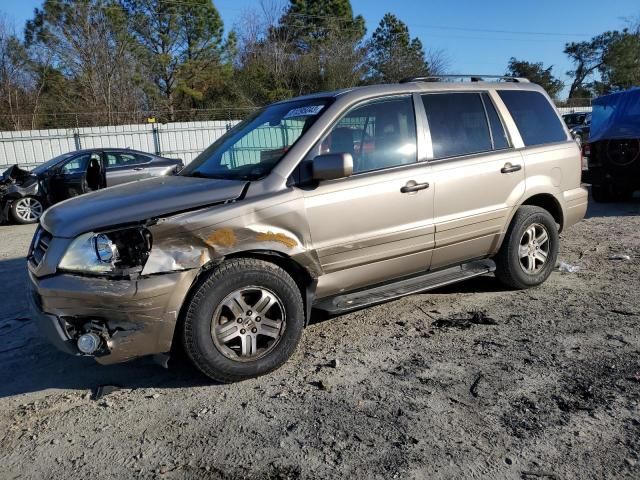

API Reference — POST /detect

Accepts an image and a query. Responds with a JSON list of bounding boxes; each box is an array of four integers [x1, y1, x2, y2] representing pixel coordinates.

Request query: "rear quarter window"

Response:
[[498, 90, 567, 147]]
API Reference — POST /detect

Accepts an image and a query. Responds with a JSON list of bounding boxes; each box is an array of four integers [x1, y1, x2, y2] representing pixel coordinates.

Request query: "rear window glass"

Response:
[[422, 93, 492, 159], [498, 90, 567, 146]]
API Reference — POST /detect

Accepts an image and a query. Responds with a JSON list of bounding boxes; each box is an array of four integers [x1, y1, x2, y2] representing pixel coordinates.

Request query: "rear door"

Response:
[[422, 91, 526, 269], [105, 151, 153, 186]]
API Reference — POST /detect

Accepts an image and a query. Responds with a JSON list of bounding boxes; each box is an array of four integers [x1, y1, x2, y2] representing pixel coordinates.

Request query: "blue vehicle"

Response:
[[584, 88, 640, 201]]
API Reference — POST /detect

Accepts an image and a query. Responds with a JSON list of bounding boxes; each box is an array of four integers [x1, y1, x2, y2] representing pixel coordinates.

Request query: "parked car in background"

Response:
[[584, 88, 640, 202], [0, 149, 183, 224], [28, 75, 587, 383], [569, 113, 591, 145], [562, 111, 589, 129]]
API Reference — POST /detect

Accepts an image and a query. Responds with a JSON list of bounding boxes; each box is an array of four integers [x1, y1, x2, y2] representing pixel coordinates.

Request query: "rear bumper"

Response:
[[563, 187, 588, 229], [28, 269, 198, 364]]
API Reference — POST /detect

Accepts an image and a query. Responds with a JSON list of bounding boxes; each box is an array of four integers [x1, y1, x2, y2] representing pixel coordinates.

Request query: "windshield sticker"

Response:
[[283, 105, 324, 119]]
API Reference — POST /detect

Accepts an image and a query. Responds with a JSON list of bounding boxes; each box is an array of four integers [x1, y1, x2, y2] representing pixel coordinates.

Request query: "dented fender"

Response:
[[141, 190, 323, 279]]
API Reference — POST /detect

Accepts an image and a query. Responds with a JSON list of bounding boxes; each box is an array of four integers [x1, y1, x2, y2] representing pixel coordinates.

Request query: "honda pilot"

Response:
[[28, 76, 588, 382]]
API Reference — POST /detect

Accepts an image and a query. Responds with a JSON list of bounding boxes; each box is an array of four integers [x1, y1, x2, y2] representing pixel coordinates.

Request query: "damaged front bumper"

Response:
[[28, 269, 198, 364]]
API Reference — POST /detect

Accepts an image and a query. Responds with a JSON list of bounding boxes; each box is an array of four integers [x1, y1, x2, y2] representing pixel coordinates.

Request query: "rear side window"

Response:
[[498, 90, 567, 146], [481, 93, 510, 150], [422, 93, 492, 159]]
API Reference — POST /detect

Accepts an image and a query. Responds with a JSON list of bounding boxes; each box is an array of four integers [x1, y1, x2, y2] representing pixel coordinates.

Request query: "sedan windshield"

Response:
[[181, 98, 331, 180]]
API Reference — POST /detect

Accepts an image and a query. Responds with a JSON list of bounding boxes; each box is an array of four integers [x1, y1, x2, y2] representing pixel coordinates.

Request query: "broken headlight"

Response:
[[59, 228, 152, 275]]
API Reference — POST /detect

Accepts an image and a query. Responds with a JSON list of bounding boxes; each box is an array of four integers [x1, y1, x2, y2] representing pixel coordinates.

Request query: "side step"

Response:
[[313, 259, 496, 314]]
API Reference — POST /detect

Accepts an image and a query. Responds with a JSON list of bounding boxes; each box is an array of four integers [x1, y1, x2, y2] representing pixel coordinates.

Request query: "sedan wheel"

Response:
[[11, 197, 44, 224]]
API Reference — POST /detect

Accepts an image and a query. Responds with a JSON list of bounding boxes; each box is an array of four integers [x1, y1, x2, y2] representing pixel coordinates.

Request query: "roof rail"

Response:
[[399, 75, 529, 84]]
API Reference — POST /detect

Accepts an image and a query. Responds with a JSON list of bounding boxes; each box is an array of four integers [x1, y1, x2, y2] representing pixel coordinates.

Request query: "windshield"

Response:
[[181, 98, 332, 180], [32, 152, 76, 175]]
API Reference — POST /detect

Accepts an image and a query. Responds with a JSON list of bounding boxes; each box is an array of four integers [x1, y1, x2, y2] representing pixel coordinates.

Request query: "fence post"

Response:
[[151, 123, 162, 156], [73, 130, 82, 151]]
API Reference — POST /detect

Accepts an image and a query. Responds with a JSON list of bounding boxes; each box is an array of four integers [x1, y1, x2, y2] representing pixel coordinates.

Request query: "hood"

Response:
[[1, 165, 34, 185], [41, 175, 248, 238]]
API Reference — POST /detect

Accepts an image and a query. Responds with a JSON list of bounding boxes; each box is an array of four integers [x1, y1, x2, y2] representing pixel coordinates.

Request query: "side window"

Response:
[[498, 90, 567, 146], [319, 96, 417, 174], [422, 93, 492, 159], [481, 93, 510, 150], [61, 154, 90, 174], [119, 153, 149, 165], [106, 153, 120, 168]]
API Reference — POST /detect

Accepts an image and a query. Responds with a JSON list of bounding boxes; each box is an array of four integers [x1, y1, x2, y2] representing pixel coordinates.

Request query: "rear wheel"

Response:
[[494, 206, 559, 289], [11, 197, 44, 224], [182, 258, 305, 383]]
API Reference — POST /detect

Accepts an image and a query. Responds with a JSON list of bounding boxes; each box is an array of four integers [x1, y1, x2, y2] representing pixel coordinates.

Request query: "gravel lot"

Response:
[[0, 195, 639, 479]]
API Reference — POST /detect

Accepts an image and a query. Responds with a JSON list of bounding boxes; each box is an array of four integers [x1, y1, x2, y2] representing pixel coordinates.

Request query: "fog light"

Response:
[[77, 333, 101, 354]]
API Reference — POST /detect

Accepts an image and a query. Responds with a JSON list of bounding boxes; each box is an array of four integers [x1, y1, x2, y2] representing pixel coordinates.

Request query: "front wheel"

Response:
[[494, 206, 559, 290], [11, 196, 44, 224], [182, 258, 305, 383]]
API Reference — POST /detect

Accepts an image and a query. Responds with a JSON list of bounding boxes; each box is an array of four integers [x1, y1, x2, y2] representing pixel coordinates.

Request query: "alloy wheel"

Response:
[[14, 198, 43, 222], [518, 223, 550, 274], [211, 286, 286, 362]]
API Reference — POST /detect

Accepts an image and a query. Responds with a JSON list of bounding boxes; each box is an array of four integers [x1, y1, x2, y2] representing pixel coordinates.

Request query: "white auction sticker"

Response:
[[283, 105, 324, 119]]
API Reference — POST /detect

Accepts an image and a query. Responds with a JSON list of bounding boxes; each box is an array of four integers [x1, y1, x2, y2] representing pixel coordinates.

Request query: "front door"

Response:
[[49, 152, 93, 203], [421, 91, 526, 269], [302, 96, 435, 297]]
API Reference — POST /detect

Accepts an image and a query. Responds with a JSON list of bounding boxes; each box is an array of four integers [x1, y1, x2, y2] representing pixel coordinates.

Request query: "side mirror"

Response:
[[312, 153, 353, 181]]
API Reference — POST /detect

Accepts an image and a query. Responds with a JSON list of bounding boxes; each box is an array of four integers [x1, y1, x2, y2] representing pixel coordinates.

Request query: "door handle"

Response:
[[133, 167, 145, 171], [400, 181, 429, 193], [501, 162, 522, 174]]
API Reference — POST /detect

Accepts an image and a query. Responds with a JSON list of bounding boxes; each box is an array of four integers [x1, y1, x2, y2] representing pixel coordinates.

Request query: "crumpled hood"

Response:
[[41, 175, 248, 238]]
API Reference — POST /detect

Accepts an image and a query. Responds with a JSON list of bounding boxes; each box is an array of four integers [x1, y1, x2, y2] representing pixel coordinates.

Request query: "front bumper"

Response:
[[28, 269, 198, 364]]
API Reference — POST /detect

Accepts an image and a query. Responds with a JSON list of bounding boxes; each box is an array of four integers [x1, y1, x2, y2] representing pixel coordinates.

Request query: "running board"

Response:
[[313, 259, 496, 314]]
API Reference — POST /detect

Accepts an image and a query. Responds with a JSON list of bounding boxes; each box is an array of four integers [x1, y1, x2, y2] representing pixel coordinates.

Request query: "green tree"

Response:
[[368, 13, 428, 83], [506, 57, 564, 99], [278, 0, 366, 52], [599, 29, 640, 92], [25, 0, 141, 123], [275, 0, 368, 92], [564, 32, 615, 99], [121, 0, 226, 117]]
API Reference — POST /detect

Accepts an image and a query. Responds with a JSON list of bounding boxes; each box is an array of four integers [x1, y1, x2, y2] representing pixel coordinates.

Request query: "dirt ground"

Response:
[[0, 195, 639, 480]]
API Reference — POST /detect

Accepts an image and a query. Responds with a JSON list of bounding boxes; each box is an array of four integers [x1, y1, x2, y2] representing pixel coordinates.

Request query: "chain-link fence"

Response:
[[0, 108, 259, 132], [0, 98, 596, 132]]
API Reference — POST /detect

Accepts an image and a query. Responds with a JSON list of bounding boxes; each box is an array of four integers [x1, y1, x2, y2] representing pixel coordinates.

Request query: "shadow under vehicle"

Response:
[[583, 88, 640, 202], [0, 149, 183, 224]]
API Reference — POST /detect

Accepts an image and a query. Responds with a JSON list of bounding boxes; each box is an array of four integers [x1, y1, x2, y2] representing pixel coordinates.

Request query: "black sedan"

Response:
[[1, 149, 183, 224]]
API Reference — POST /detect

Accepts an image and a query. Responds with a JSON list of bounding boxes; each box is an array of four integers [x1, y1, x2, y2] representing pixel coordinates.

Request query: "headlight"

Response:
[[59, 228, 152, 274], [94, 234, 118, 263]]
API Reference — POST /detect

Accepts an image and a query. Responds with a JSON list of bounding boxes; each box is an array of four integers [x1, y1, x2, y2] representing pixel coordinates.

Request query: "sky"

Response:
[[1, 0, 639, 99]]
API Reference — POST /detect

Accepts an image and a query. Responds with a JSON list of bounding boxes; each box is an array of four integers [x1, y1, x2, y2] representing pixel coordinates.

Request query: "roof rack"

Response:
[[399, 75, 529, 84]]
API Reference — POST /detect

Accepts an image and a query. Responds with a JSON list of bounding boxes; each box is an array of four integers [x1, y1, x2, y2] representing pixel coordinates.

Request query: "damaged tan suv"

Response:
[[28, 76, 588, 382]]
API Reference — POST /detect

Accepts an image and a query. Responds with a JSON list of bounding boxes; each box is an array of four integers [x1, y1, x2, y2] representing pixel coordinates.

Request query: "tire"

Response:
[[183, 258, 305, 383], [494, 206, 559, 290], [11, 196, 44, 224]]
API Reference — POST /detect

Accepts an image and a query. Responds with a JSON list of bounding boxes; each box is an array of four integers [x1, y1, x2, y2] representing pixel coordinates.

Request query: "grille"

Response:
[[29, 227, 52, 268]]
